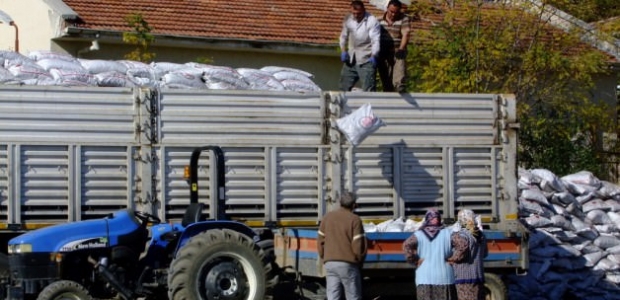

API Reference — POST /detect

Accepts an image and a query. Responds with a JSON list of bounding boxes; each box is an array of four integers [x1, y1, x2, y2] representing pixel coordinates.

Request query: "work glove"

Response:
[[341, 52, 350, 63], [369, 56, 377, 68]]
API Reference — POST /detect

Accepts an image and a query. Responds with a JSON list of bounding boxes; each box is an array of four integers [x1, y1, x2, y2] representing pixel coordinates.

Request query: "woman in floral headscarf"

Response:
[[448, 209, 488, 300], [402, 209, 466, 300]]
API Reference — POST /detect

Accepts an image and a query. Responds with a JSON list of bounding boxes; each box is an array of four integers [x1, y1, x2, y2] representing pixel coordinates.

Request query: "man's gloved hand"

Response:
[[369, 56, 377, 68], [341, 52, 350, 63], [395, 49, 406, 59]]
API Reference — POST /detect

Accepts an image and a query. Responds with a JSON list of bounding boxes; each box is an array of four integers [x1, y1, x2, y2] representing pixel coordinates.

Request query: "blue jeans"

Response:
[[324, 261, 362, 300], [339, 62, 376, 92]]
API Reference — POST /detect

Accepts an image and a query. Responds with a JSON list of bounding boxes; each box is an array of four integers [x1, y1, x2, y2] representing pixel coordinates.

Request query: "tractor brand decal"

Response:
[[59, 237, 108, 252]]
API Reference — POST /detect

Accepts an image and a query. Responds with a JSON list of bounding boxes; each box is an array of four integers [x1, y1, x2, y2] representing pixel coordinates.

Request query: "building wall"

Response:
[[0, 0, 62, 53]]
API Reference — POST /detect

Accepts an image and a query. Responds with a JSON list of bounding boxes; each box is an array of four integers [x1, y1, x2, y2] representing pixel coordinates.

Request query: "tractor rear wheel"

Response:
[[36, 280, 92, 300], [168, 229, 277, 300]]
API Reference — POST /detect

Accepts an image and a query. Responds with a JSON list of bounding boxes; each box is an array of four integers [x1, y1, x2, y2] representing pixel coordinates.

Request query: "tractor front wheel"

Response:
[[36, 280, 92, 300]]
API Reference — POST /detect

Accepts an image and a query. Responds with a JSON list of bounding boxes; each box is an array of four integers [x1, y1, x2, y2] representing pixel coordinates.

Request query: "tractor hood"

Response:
[[8, 210, 142, 253]]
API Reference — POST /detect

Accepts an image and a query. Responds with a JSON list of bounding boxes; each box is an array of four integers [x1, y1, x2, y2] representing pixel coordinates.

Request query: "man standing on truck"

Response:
[[318, 191, 367, 300], [339, 0, 381, 92], [377, 0, 411, 93]]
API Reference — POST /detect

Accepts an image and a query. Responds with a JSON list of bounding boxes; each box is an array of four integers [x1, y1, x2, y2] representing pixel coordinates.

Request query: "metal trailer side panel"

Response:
[[0, 86, 139, 144], [157, 90, 325, 146], [0, 143, 140, 229], [332, 92, 500, 146], [157, 146, 328, 225]]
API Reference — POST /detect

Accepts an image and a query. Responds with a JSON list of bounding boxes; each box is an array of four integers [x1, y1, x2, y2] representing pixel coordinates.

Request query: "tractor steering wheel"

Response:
[[134, 211, 162, 225]]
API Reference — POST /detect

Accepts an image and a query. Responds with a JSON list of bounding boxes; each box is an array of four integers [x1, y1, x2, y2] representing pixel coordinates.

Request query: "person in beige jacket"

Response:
[[318, 191, 367, 300]]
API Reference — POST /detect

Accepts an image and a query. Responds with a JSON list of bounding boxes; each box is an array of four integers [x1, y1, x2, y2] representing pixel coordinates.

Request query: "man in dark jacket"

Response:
[[318, 191, 367, 300]]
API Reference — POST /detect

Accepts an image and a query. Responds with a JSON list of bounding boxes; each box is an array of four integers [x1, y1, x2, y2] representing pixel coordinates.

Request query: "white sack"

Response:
[[593, 258, 619, 271], [561, 171, 602, 188], [28, 50, 76, 62], [95, 71, 137, 88], [280, 79, 322, 92], [363, 222, 377, 233], [79, 59, 128, 74], [524, 215, 553, 228], [599, 181, 620, 199], [260, 65, 314, 78], [49, 69, 97, 86], [521, 188, 550, 206], [550, 215, 575, 231], [36, 58, 85, 72], [593, 234, 620, 249], [530, 169, 566, 192], [161, 68, 206, 88], [586, 209, 612, 225], [8, 64, 52, 81], [519, 198, 545, 215], [403, 218, 421, 232], [582, 199, 609, 213], [336, 103, 385, 147], [551, 192, 576, 206], [583, 251, 606, 267], [604, 199, 620, 212], [607, 211, 620, 227], [236, 68, 286, 91]]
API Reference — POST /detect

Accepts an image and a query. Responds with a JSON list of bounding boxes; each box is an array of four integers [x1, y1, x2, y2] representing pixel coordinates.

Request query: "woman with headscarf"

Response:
[[402, 209, 465, 300], [448, 209, 488, 300]]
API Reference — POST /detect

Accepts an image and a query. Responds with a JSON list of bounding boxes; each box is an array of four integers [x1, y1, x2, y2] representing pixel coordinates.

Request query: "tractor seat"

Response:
[[182, 203, 205, 227]]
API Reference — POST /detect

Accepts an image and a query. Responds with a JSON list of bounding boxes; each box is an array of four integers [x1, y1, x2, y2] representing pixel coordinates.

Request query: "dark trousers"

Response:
[[339, 62, 376, 92]]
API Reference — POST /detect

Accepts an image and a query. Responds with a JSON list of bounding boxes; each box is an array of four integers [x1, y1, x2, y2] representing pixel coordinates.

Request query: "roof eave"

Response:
[[61, 27, 338, 56]]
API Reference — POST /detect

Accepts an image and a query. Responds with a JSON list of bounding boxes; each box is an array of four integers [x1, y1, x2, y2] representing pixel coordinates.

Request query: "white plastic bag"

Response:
[[336, 103, 385, 147]]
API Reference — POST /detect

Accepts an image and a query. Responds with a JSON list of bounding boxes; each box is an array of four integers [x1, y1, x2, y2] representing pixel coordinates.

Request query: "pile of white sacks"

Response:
[[508, 168, 620, 299], [0, 50, 321, 92]]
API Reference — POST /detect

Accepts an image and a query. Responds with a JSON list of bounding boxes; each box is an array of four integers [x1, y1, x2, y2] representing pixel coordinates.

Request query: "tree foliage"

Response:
[[123, 13, 156, 63], [544, 0, 620, 22], [406, 0, 616, 178]]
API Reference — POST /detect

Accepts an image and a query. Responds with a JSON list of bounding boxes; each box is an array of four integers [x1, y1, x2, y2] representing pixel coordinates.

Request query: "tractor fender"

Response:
[[175, 221, 259, 253]]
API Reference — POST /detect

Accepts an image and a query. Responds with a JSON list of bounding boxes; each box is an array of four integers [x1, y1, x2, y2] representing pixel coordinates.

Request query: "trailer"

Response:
[[0, 85, 524, 299]]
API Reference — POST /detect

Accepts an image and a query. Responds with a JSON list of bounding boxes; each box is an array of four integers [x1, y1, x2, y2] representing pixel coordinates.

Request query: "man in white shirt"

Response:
[[339, 0, 381, 92]]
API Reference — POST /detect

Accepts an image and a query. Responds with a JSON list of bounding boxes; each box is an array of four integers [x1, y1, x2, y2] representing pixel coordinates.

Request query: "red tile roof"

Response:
[[62, 0, 364, 45]]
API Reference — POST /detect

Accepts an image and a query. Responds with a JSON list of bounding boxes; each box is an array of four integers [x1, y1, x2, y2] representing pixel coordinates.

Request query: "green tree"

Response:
[[407, 0, 616, 177], [545, 0, 620, 22], [123, 13, 156, 62]]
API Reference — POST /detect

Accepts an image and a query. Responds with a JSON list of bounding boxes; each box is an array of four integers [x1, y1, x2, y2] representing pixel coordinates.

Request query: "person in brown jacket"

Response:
[[318, 191, 367, 300]]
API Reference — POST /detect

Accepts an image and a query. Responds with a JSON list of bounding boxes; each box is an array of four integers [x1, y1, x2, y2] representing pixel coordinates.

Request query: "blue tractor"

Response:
[[3, 146, 279, 300]]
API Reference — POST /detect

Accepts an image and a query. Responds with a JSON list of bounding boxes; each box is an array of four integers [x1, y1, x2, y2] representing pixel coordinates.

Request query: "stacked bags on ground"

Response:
[[508, 169, 620, 299]]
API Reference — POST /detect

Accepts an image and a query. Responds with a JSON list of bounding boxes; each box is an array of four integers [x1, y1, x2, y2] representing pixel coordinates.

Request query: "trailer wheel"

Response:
[[483, 273, 508, 300], [168, 229, 277, 300], [36, 280, 92, 300]]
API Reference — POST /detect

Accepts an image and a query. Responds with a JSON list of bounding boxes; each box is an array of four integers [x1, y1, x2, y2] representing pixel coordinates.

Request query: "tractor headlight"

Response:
[[8, 243, 32, 254]]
